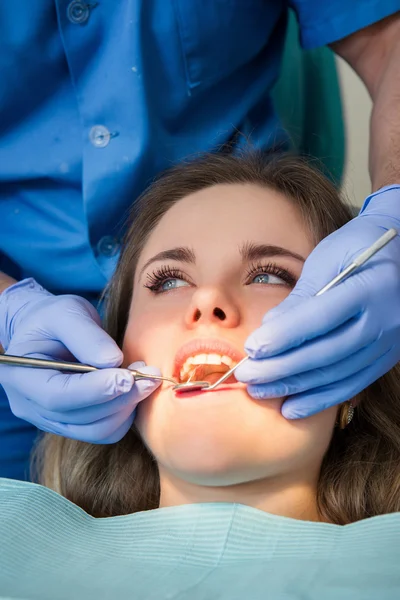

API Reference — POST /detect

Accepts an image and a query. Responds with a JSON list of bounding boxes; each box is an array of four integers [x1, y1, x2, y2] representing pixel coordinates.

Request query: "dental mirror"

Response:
[[173, 380, 211, 393]]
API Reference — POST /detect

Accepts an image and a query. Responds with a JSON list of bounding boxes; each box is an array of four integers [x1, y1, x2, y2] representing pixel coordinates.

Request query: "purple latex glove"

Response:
[[235, 185, 400, 419], [0, 278, 161, 443]]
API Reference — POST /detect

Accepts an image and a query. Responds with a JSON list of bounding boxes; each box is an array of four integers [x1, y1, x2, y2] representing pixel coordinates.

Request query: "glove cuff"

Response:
[[360, 184, 400, 214], [0, 278, 52, 350]]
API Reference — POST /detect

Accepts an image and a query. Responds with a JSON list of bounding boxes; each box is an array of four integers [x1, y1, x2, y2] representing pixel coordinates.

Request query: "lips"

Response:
[[173, 338, 245, 382]]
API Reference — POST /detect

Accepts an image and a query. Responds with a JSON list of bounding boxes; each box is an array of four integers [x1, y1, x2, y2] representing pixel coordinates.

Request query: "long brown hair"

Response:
[[32, 152, 400, 524]]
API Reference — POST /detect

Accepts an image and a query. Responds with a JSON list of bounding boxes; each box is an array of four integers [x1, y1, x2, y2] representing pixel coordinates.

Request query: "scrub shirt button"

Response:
[[67, 1, 91, 24], [96, 236, 120, 257], [89, 125, 111, 148]]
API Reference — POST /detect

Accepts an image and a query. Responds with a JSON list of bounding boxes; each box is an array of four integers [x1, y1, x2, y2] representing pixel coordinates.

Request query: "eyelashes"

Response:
[[243, 261, 297, 287], [144, 265, 189, 293], [144, 262, 297, 294]]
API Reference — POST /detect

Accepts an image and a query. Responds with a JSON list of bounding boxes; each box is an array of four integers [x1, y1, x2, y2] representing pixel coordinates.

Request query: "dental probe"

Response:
[[0, 353, 184, 385], [172, 227, 398, 393]]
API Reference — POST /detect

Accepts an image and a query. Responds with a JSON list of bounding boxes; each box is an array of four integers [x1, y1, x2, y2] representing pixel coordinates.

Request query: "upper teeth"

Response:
[[179, 354, 235, 381]]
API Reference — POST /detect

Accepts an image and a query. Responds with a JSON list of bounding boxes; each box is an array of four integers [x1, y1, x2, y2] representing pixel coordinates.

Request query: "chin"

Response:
[[136, 384, 286, 479], [137, 382, 282, 430], [167, 461, 269, 488]]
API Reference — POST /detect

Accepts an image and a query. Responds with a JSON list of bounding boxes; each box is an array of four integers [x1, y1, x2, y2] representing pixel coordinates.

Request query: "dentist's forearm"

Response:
[[0, 271, 17, 294], [331, 13, 400, 191], [368, 30, 400, 190]]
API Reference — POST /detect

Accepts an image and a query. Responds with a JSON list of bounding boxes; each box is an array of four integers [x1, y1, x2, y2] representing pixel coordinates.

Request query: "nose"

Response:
[[185, 287, 240, 329]]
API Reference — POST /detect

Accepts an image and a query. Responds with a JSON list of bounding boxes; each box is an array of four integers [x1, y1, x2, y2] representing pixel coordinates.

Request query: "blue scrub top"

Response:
[[1, 478, 400, 599], [1, 0, 399, 481], [1, 0, 399, 295]]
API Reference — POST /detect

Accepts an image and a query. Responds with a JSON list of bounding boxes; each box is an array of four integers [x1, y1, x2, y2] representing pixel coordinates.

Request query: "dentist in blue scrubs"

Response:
[[0, 1, 399, 481]]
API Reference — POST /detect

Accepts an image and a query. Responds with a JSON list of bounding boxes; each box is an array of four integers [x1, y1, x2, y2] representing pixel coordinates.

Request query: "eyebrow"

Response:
[[138, 247, 196, 280], [240, 242, 305, 264], [138, 242, 305, 280]]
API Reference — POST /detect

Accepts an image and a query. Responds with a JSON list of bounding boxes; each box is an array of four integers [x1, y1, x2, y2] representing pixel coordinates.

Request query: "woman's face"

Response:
[[123, 183, 338, 488]]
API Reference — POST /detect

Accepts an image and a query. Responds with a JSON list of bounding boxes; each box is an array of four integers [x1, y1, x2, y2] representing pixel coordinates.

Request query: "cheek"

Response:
[[243, 285, 292, 329], [122, 306, 164, 365], [277, 406, 338, 470], [122, 305, 184, 369], [122, 316, 149, 366], [122, 292, 189, 365]]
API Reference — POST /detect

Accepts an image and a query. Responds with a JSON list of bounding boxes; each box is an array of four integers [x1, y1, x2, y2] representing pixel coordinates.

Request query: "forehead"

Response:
[[140, 183, 314, 260]]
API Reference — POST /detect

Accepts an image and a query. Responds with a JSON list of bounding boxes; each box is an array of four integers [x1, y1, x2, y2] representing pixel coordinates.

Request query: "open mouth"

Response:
[[179, 355, 237, 385], [173, 338, 244, 387]]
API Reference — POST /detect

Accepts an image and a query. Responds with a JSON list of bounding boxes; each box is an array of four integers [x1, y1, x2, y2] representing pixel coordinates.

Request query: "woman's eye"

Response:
[[160, 278, 190, 292], [251, 273, 285, 285]]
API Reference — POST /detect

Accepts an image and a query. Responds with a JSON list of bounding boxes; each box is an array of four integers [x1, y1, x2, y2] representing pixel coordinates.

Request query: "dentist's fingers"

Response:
[[1, 365, 133, 411], [244, 282, 363, 359], [2, 360, 162, 412], [42, 295, 124, 367], [26, 377, 158, 425], [4, 360, 162, 439], [30, 405, 137, 444], [280, 349, 395, 420], [245, 339, 385, 400], [236, 313, 377, 385]]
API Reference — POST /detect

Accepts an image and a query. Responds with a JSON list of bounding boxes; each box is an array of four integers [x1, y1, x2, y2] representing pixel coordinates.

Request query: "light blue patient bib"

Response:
[[0, 478, 399, 599]]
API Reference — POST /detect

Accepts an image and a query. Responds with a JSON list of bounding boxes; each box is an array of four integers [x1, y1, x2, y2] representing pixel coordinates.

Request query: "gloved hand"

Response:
[[235, 185, 400, 419], [0, 278, 161, 443]]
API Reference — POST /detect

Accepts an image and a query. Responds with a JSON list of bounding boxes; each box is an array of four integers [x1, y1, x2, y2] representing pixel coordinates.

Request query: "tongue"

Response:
[[202, 371, 227, 384], [187, 364, 229, 384]]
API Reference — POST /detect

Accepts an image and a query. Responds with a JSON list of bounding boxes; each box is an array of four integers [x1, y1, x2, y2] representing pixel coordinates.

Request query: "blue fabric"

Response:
[[1, 0, 399, 482], [0, 478, 400, 599], [290, 0, 400, 48], [1, 0, 398, 295], [0, 387, 38, 482]]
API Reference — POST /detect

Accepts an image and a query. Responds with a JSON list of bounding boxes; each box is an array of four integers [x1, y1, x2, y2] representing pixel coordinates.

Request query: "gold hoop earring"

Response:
[[338, 401, 355, 429]]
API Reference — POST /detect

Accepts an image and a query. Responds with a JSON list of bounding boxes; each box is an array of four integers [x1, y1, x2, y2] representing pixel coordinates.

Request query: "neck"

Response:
[[158, 468, 327, 523]]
